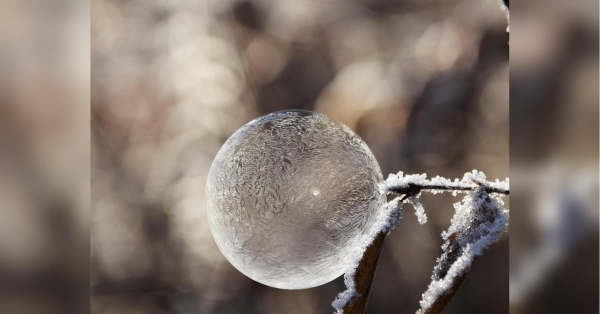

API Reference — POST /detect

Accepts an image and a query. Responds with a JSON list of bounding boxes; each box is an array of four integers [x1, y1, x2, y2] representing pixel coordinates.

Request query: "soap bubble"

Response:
[[206, 110, 384, 289]]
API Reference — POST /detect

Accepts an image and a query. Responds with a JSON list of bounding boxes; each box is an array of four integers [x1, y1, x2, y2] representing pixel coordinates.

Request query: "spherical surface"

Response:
[[206, 110, 384, 289]]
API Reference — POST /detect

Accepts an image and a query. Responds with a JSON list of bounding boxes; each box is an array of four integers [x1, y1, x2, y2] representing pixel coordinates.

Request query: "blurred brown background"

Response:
[[0, 0, 89, 313], [91, 0, 508, 313], [510, 0, 599, 313]]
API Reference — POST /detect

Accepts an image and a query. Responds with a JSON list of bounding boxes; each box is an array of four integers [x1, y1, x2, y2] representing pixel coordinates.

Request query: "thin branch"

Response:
[[421, 269, 470, 314], [339, 231, 387, 314], [388, 182, 509, 197], [416, 187, 508, 314], [421, 233, 473, 314]]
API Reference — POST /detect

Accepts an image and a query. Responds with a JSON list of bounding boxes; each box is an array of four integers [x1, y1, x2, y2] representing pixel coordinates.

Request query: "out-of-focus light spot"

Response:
[[510, 18, 560, 71], [267, 0, 323, 43], [316, 60, 399, 130], [479, 66, 509, 124], [245, 35, 289, 83], [327, 19, 380, 71], [93, 199, 152, 281], [415, 22, 475, 72]]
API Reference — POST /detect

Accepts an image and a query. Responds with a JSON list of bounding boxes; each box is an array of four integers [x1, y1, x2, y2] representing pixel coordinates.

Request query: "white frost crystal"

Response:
[[417, 181, 509, 313], [334, 170, 509, 312], [206, 110, 385, 289]]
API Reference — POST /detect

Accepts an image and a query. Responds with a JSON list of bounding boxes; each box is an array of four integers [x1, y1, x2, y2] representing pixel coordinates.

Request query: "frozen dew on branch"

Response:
[[334, 170, 509, 313], [382, 170, 510, 313], [410, 195, 427, 225], [206, 110, 386, 289], [332, 196, 405, 313], [417, 181, 509, 313], [381, 170, 509, 196], [384, 196, 405, 232]]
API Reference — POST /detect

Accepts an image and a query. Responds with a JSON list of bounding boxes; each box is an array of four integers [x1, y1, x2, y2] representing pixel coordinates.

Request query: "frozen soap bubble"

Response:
[[206, 110, 385, 289]]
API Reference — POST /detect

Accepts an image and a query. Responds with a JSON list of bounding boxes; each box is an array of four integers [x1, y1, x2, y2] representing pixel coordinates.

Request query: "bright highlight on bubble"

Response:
[[206, 110, 384, 289]]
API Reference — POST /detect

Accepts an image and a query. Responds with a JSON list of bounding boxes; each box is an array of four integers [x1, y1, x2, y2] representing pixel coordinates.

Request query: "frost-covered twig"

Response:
[[332, 171, 509, 314], [333, 231, 387, 314], [417, 185, 509, 314], [382, 171, 509, 196], [332, 198, 404, 314]]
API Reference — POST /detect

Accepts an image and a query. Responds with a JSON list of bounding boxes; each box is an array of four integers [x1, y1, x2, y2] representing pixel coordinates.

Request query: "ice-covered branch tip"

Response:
[[381, 170, 508, 227], [332, 171, 509, 314], [381, 170, 509, 196], [417, 186, 509, 314]]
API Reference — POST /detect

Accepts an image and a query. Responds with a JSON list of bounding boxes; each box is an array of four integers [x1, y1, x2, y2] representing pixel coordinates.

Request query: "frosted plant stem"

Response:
[[333, 171, 509, 314], [387, 182, 509, 197], [416, 186, 509, 314], [417, 232, 474, 314], [338, 231, 387, 314]]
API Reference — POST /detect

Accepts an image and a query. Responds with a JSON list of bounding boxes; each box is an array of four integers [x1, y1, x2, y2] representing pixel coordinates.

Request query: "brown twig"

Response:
[[419, 232, 475, 314], [340, 231, 387, 314], [387, 182, 509, 197], [421, 265, 471, 314]]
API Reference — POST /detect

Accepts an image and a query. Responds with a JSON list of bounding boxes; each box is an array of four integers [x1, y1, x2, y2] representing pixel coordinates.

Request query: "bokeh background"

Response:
[[510, 0, 599, 313], [91, 0, 508, 313], [0, 0, 89, 313]]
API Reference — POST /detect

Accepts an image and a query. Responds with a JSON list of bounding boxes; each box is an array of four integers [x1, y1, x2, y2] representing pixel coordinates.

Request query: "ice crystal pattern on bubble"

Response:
[[206, 110, 385, 289]]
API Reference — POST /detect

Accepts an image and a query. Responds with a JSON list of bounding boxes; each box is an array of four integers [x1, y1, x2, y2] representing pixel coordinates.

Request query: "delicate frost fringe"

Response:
[[411, 195, 427, 225], [332, 196, 404, 313], [380, 169, 509, 195], [417, 185, 509, 313], [416, 240, 486, 314], [333, 171, 509, 313]]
